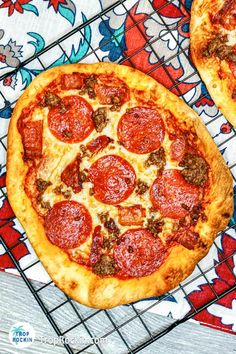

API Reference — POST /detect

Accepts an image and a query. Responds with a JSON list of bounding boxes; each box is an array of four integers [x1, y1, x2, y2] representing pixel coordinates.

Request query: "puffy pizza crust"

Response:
[[190, 0, 236, 127], [7, 63, 233, 308]]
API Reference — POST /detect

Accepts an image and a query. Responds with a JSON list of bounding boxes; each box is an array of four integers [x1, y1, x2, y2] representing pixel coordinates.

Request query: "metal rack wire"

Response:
[[0, 0, 235, 353]]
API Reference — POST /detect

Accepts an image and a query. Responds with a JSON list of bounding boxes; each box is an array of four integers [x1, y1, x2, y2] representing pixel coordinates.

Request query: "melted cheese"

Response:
[[32, 90, 185, 254]]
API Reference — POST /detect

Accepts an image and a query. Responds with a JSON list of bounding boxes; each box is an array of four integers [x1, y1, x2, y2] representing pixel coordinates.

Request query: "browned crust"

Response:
[[7, 62, 233, 308], [190, 0, 236, 127]]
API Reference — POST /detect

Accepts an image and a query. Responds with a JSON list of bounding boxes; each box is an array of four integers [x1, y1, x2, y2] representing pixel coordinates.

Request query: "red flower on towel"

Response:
[[0, 0, 31, 16], [44, 0, 66, 12]]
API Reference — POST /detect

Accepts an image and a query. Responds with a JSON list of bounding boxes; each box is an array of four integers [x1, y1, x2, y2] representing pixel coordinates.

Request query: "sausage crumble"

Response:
[[179, 153, 208, 186]]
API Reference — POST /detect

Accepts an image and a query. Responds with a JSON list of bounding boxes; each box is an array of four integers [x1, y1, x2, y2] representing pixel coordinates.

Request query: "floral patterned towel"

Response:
[[0, 0, 235, 334]]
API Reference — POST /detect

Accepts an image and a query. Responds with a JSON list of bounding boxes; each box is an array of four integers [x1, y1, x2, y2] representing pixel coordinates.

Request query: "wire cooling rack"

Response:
[[0, 0, 236, 353]]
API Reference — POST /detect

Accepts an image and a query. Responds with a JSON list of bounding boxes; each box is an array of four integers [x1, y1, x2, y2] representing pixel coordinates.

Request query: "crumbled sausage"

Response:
[[89, 187, 94, 196], [79, 171, 87, 183], [80, 144, 89, 158], [53, 184, 64, 195], [85, 75, 97, 88], [145, 147, 166, 169], [203, 35, 227, 57], [146, 216, 164, 237], [110, 104, 121, 112], [112, 96, 121, 104], [104, 218, 120, 237], [190, 205, 201, 225], [110, 96, 122, 111], [92, 107, 108, 132], [53, 184, 71, 199], [92, 255, 117, 276], [203, 35, 236, 62], [43, 91, 62, 107], [63, 190, 72, 199], [102, 238, 114, 250], [36, 193, 51, 210], [98, 211, 109, 224], [36, 178, 52, 192], [179, 153, 208, 186], [217, 45, 236, 61], [135, 179, 149, 195], [40, 200, 52, 210], [80, 75, 97, 99]]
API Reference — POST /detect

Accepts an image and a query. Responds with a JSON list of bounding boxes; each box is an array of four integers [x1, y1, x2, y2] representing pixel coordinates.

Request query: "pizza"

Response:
[[6, 62, 233, 309], [190, 0, 236, 126]]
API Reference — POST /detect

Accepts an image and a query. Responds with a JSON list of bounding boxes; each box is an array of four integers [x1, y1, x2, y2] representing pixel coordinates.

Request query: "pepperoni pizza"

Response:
[[7, 63, 233, 308], [191, 0, 236, 126]]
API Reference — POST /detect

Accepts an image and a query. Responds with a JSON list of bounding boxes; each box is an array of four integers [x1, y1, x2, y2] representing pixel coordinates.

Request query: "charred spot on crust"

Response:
[[179, 153, 208, 186], [222, 212, 230, 218], [70, 281, 77, 290], [92, 255, 118, 276], [145, 147, 166, 170]]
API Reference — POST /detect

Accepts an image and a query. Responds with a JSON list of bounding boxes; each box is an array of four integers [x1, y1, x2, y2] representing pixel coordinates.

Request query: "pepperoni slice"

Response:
[[170, 136, 186, 161], [117, 205, 146, 226], [61, 154, 82, 193], [88, 155, 136, 205], [94, 74, 129, 105], [114, 228, 167, 277], [150, 169, 201, 219], [18, 119, 43, 160], [61, 73, 85, 90], [166, 230, 199, 250], [45, 201, 92, 249], [48, 95, 94, 143], [86, 135, 111, 154], [117, 107, 165, 154]]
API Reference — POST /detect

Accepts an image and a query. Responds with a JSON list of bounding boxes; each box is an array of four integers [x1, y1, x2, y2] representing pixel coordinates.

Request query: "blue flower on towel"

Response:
[[99, 20, 126, 62]]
